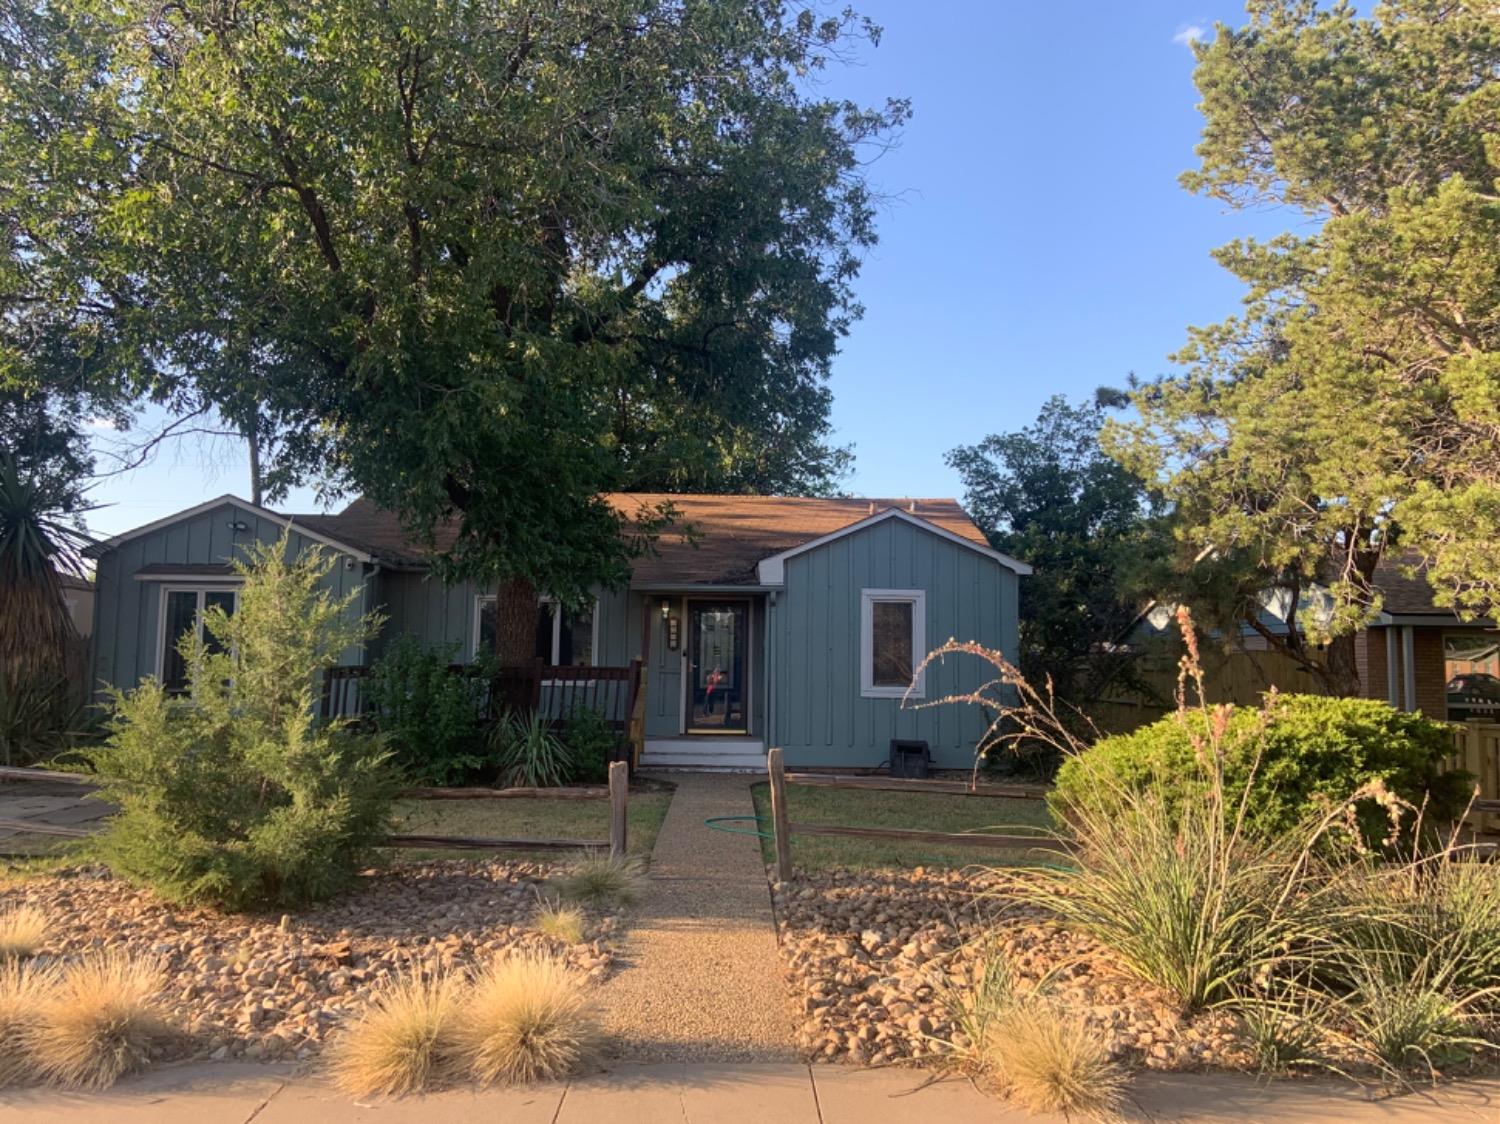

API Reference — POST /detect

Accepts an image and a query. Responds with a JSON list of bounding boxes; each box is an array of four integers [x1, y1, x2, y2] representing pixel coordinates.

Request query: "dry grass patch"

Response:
[[0, 960, 58, 1086], [986, 1000, 1127, 1121], [457, 953, 597, 1085], [534, 901, 586, 945], [553, 854, 645, 907], [0, 905, 47, 960], [329, 972, 464, 1097], [30, 952, 166, 1088]]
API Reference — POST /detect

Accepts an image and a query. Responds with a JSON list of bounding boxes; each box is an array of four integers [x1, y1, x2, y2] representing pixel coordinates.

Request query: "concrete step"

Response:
[[639, 752, 767, 767]]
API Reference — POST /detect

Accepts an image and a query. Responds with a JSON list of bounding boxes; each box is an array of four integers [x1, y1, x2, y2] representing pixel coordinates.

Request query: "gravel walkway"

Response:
[[598, 772, 797, 1061]]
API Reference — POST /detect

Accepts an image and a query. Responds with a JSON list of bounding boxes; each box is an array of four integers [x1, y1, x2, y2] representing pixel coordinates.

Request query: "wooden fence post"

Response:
[[767, 746, 794, 883], [608, 760, 629, 861]]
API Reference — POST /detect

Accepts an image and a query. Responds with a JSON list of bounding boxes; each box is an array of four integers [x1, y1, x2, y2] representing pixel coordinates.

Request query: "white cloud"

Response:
[[1173, 24, 1205, 48], [84, 416, 119, 431]]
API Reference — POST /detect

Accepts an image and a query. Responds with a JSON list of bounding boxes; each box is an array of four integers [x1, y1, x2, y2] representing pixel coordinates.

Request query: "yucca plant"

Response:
[[0, 454, 93, 765], [490, 709, 577, 789]]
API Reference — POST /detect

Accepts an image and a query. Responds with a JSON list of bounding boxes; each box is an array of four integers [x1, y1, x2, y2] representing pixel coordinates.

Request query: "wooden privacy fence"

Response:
[[763, 748, 1065, 881], [1449, 722, 1500, 835], [0, 762, 631, 860], [320, 660, 643, 738]]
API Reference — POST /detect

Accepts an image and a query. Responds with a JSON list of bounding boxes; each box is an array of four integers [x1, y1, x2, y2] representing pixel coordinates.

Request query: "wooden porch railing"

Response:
[[319, 659, 644, 738], [1449, 721, 1500, 835]]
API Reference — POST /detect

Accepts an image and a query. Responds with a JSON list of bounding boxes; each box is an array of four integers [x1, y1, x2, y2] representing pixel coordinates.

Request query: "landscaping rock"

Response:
[[5, 859, 619, 1063], [771, 867, 1246, 1070]]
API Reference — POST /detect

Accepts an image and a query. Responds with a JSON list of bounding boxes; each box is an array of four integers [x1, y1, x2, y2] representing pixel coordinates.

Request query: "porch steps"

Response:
[[639, 737, 768, 773]]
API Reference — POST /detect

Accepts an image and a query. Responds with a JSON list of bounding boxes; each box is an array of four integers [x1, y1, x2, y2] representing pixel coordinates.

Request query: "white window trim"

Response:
[[472, 594, 599, 665], [155, 584, 242, 686], [860, 588, 926, 699]]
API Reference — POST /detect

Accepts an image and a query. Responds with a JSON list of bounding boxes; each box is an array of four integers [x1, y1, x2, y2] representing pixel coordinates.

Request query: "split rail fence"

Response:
[[0, 762, 631, 860], [762, 747, 1066, 882]]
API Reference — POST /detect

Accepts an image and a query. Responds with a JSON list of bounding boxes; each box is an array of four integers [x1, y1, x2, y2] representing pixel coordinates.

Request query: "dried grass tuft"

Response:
[[0, 960, 59, 1086], [30, 952, 166, 1088], [329, 971, 464, 1097], [534, 902, 586, 945], [986, 1000, 1127, 1120], [0, 905, 47, 960], [456, 953, 597, 1085]]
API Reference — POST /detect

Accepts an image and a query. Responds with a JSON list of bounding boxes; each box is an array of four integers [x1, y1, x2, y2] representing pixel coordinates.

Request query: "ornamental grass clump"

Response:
[[456, 953, 597, 1085], [86, 536, 397, 911], [534, 900, 586, 945], [987, 1000, 1127, 1120], [553, 853, 645, 907], [29, 952, 167, 1088], [935, 951, 1126, 1119], [329, 972, 464, 1097], [0, 959, 57, 1085], [0, 905, 47, 960], [922, 607, 1499, 1088]]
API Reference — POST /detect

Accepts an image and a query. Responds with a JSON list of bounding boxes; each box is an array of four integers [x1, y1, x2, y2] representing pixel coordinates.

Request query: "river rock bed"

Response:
[[4, 860, 619, 1063], [773, 867, 1244, 1070]]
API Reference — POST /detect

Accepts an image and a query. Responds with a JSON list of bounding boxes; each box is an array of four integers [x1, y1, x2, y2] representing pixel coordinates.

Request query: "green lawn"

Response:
[[749, 782, 1056, 872], [388, 785, 673, 862]]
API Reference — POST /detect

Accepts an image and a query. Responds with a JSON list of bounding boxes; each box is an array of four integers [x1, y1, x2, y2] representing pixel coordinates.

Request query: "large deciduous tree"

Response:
[[1, 0, 902, 657], [1106, 0, 1500, 695], [948, 394, 1160, 703]]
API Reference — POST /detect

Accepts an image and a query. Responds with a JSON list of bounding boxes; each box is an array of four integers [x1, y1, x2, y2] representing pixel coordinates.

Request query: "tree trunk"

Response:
[[494, 577, 537, 665], [1324, 631, 1362, 698], [246, 429, 262, 506]]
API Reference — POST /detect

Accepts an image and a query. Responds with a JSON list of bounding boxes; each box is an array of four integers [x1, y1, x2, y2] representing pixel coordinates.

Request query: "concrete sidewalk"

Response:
[[0, 1061, 1496, 1123], [596, 772, 797, 1060]]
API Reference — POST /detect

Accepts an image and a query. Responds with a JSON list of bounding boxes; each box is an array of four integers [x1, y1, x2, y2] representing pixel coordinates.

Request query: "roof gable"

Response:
[[84, 494, 373, 563], [754, 506, 1031, 585]]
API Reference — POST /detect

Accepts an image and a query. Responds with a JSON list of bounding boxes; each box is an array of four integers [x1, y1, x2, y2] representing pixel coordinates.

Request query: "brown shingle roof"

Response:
[[1372, 552, 1444, 615], [290, 494, 991, 585]]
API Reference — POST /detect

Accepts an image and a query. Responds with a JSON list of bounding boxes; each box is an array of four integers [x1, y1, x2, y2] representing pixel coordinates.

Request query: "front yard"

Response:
[[390, 783, 673, 861], [749, 781, 1054, 871]]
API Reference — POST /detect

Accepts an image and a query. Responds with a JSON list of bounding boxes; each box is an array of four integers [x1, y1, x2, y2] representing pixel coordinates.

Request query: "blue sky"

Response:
[[83, 1, 1297, 539]]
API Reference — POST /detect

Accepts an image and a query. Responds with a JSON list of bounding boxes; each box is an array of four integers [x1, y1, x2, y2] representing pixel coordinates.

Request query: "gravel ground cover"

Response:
[[2, 859, 620, 1064], [774, 867, 1244, 1070]]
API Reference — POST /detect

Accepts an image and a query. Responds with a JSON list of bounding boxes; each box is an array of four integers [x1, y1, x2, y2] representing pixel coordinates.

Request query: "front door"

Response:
[[688, 601, 748, 733]]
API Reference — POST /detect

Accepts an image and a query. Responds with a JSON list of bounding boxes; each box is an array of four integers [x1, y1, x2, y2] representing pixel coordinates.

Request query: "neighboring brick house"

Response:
[[1358, 556, 1499, 722], [1132, 554, 1499, 720]]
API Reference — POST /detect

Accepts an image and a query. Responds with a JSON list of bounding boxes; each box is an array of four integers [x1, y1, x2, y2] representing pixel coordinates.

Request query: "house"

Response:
[[84, 493, 1028, 770], [1129, 554, 1499, 721]]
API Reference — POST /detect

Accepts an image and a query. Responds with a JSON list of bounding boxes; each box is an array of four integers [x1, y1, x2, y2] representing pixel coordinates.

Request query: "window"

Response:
[[860, 589, 926, 699], [157, 587, 240, 695], [474, 596, 595, 666], [1444, 632, 1500, 721]]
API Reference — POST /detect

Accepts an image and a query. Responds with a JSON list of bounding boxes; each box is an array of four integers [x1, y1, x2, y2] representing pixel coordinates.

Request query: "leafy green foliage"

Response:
[[948, 394, 1161, 703], [490, 711, 576, 790], [86, 537, 395, 910], [1, 1, 904, 597], [1052, 695, 1470, 846], [562, 707, 619, 786], [364, 637, 492, 785], [986, 610, 1497, 1079], [1106, 1, 1500, 694]]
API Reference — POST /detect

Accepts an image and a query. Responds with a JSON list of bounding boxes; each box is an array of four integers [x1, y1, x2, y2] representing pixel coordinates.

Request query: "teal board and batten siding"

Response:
[[374, 573, 634, 665], [90, 503, 373, 696], [769, 517, 1018, 769]]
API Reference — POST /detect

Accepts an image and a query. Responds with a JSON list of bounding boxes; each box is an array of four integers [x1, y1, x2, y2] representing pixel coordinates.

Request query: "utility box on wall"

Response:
[[889, 739, 930, 779]]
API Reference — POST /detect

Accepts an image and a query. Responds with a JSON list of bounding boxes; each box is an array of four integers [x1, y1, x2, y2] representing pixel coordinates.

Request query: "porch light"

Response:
[[661, 599, 671, 619]]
